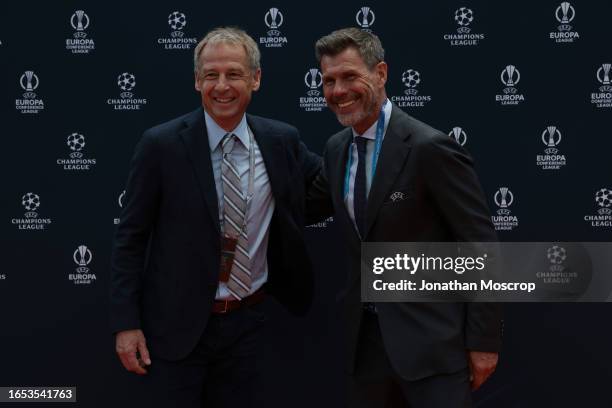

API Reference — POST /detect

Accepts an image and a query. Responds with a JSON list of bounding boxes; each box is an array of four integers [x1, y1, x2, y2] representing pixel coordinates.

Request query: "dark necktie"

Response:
[[354, 136, 368, 239]]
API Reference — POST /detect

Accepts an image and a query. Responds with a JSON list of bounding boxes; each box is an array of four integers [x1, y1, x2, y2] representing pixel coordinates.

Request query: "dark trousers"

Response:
[[144, 303, 267, 408], [349, 311, 472, 408]]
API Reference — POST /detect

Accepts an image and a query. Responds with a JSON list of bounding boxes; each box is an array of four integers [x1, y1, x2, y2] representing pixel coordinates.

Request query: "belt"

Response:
[[211, 289, 266, 314]]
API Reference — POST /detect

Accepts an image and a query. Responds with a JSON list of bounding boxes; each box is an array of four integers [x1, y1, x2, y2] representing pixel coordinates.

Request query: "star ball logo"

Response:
[[56, 132, 97, 171], [11, 193, 52, 230], [550, 2, 579, 43], [70, 245, 96, 285], [66, 10, 95, 53], [157, 11, 197, 50], [496, 65, 525, 106], [536, 126, 566, 170], [449, 127, 467, 146], [16, 70, 45, 114], [299, 68, 326, 112], [107, 72, 147, 110], [584, 188, 612, 228], [260, 8, 287, 48], [114, 189, 126, 225], [536, 245, 578, 286], [591, 63, 612, 109], [391, 69, 432, 108], [444, 7, 484, 46], [492, 187, 518, 231], [356, 6, 375, 32]]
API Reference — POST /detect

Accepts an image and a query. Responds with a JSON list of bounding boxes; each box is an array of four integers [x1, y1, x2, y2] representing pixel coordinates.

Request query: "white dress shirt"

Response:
[[204, 110, 275, 300]]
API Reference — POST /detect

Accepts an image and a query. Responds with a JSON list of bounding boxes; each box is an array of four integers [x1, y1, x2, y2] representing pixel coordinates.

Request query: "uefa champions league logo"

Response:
[[168, 11, 186, 37], [11, 192, 52, 230], [117, 72, 136, 97], [356, 7, 375, 30], [67, 133, 85, 158], [260, 8, 287, 47], [546, 245, 567, 274], [22, 192, 40, 217], [454, 7, 474, 33], [304, 69, 322, 96], [401, 69, 420, 96], [595, 189, 612, 214], [391, 69, 431, 108], [449, 127, 467, 146], [57, 132, 96, 171], [20, 71, 39, 99]]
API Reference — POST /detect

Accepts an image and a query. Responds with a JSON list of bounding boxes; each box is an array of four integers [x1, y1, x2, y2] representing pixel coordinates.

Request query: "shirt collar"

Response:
[[352, 98, 392, 141], [204, 110, 250, 151]]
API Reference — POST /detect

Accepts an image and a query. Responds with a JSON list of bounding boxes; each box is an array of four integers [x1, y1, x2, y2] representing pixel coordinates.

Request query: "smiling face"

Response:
[[320, 47, 387, 134], [195, 41, 261, 131]]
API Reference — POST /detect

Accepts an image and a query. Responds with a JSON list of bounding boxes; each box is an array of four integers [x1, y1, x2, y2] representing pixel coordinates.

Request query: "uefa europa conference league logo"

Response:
[[114, 190, 126, 225], [70, 245, 96, 285], [448, 127, 467, 147], [591, 63, 612, 109], [157, 11, 197, 50], [355, 6, 375, 32], [15, 70, 44, 114], [107, 72, 147, 110], [66, 10, 95, 53], [444, 7, 484, 46], [11, 193, 52, 230], [492, 187, 518, 231], [56, 133, 97, 171], [584, 188, 612, 228], [536, 126, 566, 170], [496, 65, 525, 106], [299, 68, 326, 112], [391, 69, 432, 108], [550, 2, 579, 43], [259, 8, 287, 48]]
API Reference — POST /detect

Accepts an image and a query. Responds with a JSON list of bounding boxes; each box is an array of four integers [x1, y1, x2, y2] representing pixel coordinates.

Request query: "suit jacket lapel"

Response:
[[179, 107, 220, 234], [365, 105, 412, 237], [246, 115, 285, 201]]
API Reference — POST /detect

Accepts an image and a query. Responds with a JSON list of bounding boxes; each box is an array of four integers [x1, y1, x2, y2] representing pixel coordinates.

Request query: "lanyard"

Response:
[[343, 100, 387, 199]]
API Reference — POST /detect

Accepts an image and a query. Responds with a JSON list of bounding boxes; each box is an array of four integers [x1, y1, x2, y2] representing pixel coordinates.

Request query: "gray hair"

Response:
[[315, 28, 385, 70], [193, 27, 261, 75]]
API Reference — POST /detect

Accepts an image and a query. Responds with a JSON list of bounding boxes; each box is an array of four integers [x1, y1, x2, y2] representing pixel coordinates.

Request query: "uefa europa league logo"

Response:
[[501, 65, 520, 94], [356, 7, 375, 30], [304, 69, 322, 96], [73, 245, 92, 273], [542, 126, 561, 154], [19, 71, 39, 99], [70, 10, 90, 38], [264, 8, 284, 36], [494, 187, 514, 215], [597, 63, 612, 92], [449, 127, 467, 146], [555, 2, 575, 31]]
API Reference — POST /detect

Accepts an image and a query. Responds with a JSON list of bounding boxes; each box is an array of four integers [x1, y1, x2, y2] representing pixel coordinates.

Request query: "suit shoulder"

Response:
[[247, 114, 299, 136], [143, 110, 195, 140]]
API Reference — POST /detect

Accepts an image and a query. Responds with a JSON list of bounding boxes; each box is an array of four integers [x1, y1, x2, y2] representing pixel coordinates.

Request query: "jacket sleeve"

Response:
[[420, 134, 503, 352], [110, 130, 161, 334]]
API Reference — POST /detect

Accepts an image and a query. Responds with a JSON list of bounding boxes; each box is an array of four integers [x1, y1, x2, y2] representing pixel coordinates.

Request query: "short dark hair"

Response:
[[315, 28, 385, 70]]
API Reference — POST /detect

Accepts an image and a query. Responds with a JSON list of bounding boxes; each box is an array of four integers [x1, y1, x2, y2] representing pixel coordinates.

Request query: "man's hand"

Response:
[[468, 351, 498, 391], [115, 329, 151, 375]]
